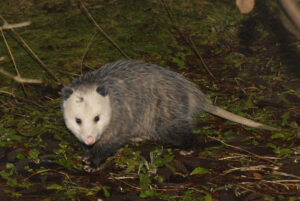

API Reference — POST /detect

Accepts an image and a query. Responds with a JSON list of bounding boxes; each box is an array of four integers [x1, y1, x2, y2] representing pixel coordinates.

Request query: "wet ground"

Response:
[[0, 0, 299, 200]]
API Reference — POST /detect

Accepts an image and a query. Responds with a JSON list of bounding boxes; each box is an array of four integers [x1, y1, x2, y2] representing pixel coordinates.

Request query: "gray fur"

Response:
[[62, 60, 279, 171]]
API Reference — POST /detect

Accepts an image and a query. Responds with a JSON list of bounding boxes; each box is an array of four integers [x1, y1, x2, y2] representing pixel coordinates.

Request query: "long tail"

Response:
[[204, 105, 280, 131]]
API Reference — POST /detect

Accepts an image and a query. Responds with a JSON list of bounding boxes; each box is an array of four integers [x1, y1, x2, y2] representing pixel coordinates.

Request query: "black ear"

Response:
[[96, 84, 109, 96], [62, 87, 73, 100]]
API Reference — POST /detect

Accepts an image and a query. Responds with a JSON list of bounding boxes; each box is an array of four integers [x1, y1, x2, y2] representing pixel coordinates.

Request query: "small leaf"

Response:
[[281, 112, 290, 126], [205, 194, 212, 201], [139, 174, 151, 189], [253, 172, 263, 179], [190, 167, 210, 175], [139, 190, 155, 198], [28, 149, 40, 160], [47, 184, 63, 190], [271, 133, 286, 139], [102, 186, 110, 198]]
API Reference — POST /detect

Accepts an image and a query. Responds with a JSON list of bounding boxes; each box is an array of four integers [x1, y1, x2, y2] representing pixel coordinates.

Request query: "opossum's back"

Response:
[[71, 60, 193, 89], [101, 61, 211, 125], [71, 59, 210, 118]]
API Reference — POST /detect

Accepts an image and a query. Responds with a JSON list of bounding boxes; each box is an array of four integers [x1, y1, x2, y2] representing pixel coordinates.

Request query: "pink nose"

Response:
[[85, 136, 95, 145]]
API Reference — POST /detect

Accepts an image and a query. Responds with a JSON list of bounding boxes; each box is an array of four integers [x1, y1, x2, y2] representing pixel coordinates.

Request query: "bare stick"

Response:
[[0, 29, 20, 76], [188, 36, 217, 80], [0, 21, 31, 30], [81, 29, 98, 74], [0, 16, 62, 85], [0, 68, 42, 84], [207, 136, 278, 164], [0, 27, 27, 94], [222, 164, 277, 175], [79, 0, 131, 59], [0, 90, 15, 97], [24, 169, 71, 182], [160, 0, 216, 80]]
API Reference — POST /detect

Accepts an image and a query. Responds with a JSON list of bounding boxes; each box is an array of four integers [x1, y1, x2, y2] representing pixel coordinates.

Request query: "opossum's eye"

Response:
[[75, 118, 82, 125], [94, 115, 100, 122]]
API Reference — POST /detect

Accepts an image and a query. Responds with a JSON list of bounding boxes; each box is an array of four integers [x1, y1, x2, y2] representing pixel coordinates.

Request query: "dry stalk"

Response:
[[160, 0, 216, 80], [222, 164, 278, 175], [24, 169, 71, 182], [0, 26, 27, 94], [0, 90, 15, 97], [79, 0, 130, 60], [0, 68, 42, 84], [207, 136, 279, 164], [80, 29, 98, 74], [0, 16, 62, 85], [0, 21, 31, 30]]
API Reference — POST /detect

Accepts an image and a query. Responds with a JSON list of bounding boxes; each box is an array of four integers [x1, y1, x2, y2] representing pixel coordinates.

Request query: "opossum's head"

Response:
[[61, 85, 112, 146]]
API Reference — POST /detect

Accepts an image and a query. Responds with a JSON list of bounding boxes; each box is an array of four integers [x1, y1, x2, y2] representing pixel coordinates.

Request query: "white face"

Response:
[[62, 87, 112, 146]]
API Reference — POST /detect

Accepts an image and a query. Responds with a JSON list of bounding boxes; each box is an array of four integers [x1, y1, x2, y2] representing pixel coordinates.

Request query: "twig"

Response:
[[0, 16, 62, 85], [79, 0, 131, 60], [109, 173, 141, 190], [0, 21, 31, 30], [188, 35, 216, 80], [0, 56, 5, 61], [207, 136, 278, 164], [219, 152, 280, 160], [0, 90, 15, 97], [234, 77, 248, 95], [0, 68, 42, 84], [160, 0, 216, 80], [0, 89, 44, 108], [222, 164, 277, 175], [24, 169, 71, 182], [81, 29, 98, 74], [0, 26, 27, 94], [272, 171, 300, 180]]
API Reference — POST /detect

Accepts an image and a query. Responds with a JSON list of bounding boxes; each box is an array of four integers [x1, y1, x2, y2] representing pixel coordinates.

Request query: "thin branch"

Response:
[[160, 0, 216, 80], [24, 169, 71, 182], [188, 35, 216, 80], [0, 21, 31, 30], [221, 164, 276, 175], [0, 16, 62, 85], [0, 26, 27, 94], [0, 90, 15, 97], [0, 28, 20, 76], [79, 0, 131, 60], [0, 68, 42, 84], [81, 29, 98, 74], [207, 136, 278, 164]]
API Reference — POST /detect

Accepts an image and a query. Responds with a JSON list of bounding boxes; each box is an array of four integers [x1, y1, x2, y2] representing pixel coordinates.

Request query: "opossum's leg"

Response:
[[80, 143, 92, 164], [160, 123, 197, 149], [86, 137, 127, 172]]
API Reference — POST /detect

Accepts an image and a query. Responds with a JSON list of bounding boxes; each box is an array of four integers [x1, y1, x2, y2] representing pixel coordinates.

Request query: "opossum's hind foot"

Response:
[[162, 125, 198, 150]]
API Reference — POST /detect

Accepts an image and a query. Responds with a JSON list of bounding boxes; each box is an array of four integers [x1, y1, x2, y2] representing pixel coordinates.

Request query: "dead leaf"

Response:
[[252, 171, 263, 179]]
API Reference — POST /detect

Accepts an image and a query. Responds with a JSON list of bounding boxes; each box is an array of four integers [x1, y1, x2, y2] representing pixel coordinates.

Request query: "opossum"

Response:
[[61, 60, 279, 172]]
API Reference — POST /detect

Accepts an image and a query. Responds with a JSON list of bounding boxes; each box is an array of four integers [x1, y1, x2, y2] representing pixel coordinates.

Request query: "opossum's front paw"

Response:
[[82, 156, 104, 173], [82, 158, 101, 172], [81, 156, 90, 165], [83, 164, 101, 173]]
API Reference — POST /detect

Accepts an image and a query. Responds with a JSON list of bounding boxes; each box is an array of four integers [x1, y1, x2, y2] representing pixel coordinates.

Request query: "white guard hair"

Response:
[[62, 87, 112, 146]]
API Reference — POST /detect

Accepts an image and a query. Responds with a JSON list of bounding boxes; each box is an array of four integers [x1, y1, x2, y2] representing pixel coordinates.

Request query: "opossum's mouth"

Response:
[[84, 136, 96, 146]]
